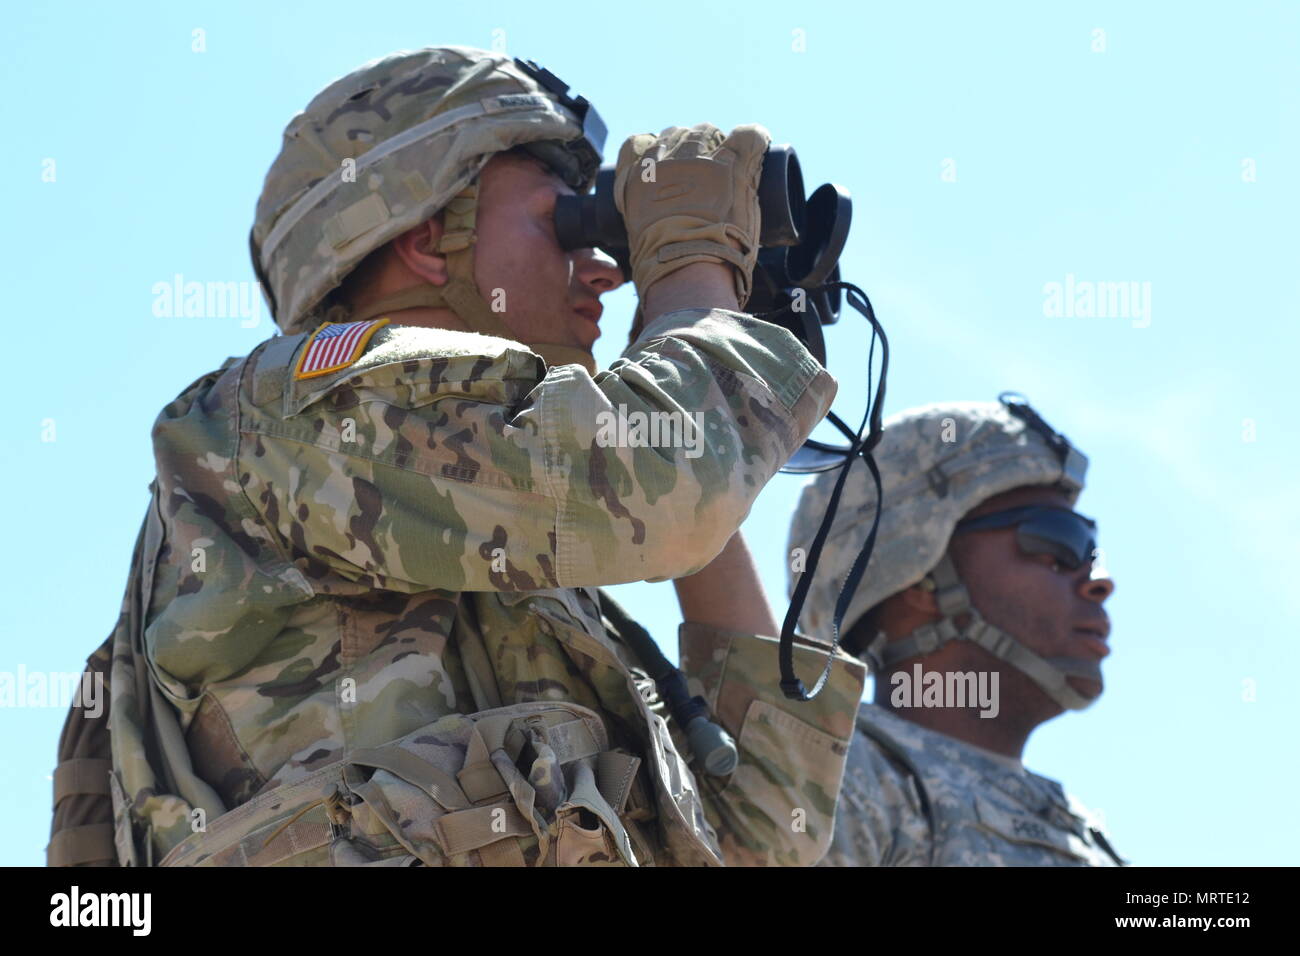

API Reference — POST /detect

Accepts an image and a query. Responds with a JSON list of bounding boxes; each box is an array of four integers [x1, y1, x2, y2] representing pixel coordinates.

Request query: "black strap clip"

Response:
[[513, 57, 606, 155]]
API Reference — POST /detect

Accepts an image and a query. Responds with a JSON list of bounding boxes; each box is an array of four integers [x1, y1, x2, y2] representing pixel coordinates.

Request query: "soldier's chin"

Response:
[[1066, 674, 1104, 701]]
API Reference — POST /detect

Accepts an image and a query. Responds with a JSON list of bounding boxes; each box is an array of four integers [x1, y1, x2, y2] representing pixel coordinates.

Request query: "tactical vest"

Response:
[[50, 479, 854, 867], [51, 484, 661, 865]]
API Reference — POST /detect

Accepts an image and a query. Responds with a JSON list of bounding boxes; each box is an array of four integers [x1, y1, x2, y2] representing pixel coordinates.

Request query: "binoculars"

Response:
[[513, 58, 888, 703], [553, 146, 852, 365]]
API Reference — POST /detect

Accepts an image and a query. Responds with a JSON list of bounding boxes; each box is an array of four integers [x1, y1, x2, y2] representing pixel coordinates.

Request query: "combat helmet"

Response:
[[250, 46, 607, 372], [787, 394, 1101, 710]]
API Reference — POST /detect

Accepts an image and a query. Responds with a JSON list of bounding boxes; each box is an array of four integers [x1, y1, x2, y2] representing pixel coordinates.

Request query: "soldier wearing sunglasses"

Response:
[[787, 395, 1125, 866]]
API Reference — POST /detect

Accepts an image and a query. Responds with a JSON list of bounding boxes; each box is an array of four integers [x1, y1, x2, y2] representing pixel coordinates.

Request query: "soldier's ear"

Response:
[[392, 218, 450, 286]]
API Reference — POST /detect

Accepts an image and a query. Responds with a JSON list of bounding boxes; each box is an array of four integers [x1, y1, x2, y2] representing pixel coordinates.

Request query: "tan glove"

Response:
[[614, 123, 771, 312]]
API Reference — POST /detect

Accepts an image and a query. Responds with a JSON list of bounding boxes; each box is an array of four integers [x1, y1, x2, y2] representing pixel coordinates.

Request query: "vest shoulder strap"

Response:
[[853, 710, 938, 866]]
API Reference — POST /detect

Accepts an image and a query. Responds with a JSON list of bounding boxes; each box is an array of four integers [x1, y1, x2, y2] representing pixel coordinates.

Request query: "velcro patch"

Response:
[[294, 318, 390, 380]]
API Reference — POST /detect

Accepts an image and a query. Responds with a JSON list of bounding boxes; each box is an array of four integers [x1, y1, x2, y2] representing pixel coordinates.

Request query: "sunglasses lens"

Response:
[[1017, 512, 1096, 569], [1020, 531, 1084, 569]]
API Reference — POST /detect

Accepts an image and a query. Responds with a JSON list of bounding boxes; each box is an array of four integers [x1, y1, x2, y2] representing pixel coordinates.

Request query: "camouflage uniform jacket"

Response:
[[105, 307, 865, 867], [821, 704, 1125, 866]]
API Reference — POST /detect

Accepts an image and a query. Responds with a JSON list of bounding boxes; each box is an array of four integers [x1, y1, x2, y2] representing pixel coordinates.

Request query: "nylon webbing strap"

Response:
[[343, 182, 506, 342], [347, 747, 472, 811], [157, 761, 343, 867], [435, 801, 533, 857], [544, 717, 600, 765], [241, 821, 332, 867], [54, 758, 112, 803], [478, 837, 528, 867], [466, 715, 527, 764], [458, 761, 510, 804], [344, 274, 596, 376], [437, 185, 480, 253], [962, 619, 1093, 711], [596, 751, 641, 815], [928, 554, 971, 617], [433, 181, 510, 340], [864, 554, 971, 671], [1048, 657, 1103, 682], [440, 269, 512, 339], [865, 618, 960, 673], [342, 181, 598, 376], [866, 552, 1096, 711], [47, 823, 117, 867]]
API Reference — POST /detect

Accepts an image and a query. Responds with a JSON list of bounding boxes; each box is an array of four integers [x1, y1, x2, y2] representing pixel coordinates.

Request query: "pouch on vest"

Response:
[[47, 635, 117, 867], [50, 478, 175, 868], [158, 700, 643, 867]]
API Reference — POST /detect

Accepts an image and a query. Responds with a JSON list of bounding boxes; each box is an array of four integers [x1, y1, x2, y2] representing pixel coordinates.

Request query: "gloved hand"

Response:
[[614, 123, 771, 313]]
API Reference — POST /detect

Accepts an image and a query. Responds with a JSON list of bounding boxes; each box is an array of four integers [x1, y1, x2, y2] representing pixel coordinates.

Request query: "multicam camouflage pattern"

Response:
[[251, 47, 602, 336], [680, 622, 863, 865], [821, 704, 1125, 867], [787, 400, 1088, 645], [106, 306, 866, 866]]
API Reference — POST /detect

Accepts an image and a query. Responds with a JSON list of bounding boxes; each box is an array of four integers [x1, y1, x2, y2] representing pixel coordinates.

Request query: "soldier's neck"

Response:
[[872, 684, 1035, 760], [351, 305, 469, 332]]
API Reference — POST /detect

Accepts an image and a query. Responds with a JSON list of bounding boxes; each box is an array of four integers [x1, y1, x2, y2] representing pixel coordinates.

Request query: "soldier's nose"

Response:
[[574, 247, 623, 295]]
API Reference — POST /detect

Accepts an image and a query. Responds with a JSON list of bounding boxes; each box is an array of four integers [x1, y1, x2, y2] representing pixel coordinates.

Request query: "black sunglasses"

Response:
[[954, 505, 1098, 571]]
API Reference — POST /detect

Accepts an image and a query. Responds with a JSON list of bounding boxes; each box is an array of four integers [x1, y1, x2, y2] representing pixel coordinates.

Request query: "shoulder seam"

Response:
[[234, 346, 303, 575], [537, 366, 564, 585], [854, 714, 937, 865]]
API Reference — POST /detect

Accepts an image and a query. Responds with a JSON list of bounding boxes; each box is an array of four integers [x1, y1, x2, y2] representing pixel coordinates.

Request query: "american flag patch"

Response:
[[294, 318, 390, 380]]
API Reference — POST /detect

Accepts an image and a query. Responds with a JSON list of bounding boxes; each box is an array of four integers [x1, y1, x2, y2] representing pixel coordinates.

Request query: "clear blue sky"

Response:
[[3, 1, 1295, 866]]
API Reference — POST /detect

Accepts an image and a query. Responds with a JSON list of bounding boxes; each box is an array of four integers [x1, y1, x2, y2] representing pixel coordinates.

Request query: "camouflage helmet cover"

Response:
[[251, 46, 604, 335], [787, 398, 1089, 645]]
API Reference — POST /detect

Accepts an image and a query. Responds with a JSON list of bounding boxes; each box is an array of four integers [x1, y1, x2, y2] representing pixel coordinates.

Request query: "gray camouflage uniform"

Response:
[[824, 704, 1124, 866]]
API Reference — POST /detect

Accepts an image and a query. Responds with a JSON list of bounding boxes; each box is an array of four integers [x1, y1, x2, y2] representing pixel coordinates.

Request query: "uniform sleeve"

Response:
[[237, 308, 835, 594], [677, 622, 868, 866]]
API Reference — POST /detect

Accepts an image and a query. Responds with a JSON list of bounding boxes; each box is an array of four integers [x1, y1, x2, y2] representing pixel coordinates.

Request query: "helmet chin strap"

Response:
[[862, 553, 1100, 711], [329, 180, 599, 377]]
